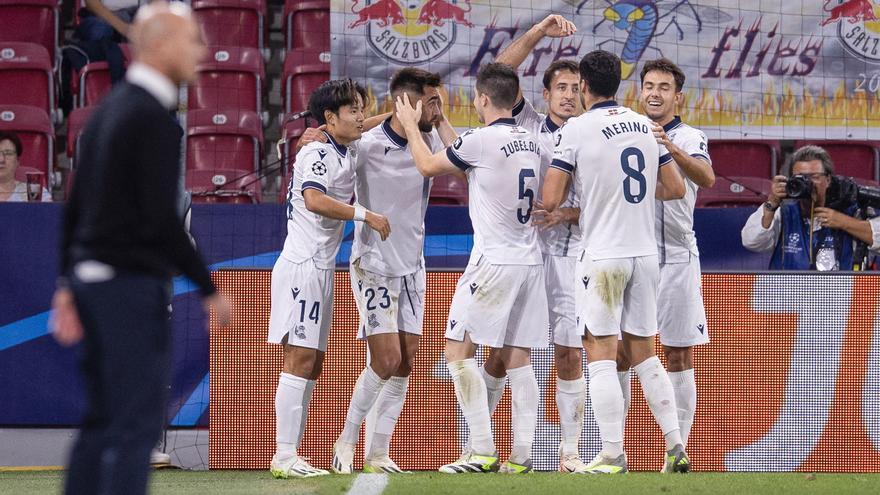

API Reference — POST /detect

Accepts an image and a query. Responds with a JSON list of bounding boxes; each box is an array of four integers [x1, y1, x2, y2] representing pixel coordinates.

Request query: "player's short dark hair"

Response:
[[390, 68, 442, 96], [308, 78, 368, 126], [786, 145, 835, 177], [579, 50, 621, 98], [542, 60, 579, 90], [640, 58, 686, 92], [475, 63, 519, 110], [0, 131, 22, 157]]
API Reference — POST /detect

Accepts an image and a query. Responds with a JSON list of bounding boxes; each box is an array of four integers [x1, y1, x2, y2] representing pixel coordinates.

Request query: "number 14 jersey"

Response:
[[551, 101, 672, 260], [446, 117, 543, 266]]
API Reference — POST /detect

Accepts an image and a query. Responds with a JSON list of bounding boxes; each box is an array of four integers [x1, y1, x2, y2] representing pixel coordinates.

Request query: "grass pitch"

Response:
[[1, 470, 878, 495]]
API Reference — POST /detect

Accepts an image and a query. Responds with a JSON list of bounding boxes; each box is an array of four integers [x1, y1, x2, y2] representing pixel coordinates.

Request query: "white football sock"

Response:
[[366, 375, 410, 458], [339, 366, 387, 446], [556, 376, 585, 456], [588, 360, 624, 458], [507, 365, 538, 464], [617, 370, 631, 431], [633, 356, 682, 450], [669, 369, 696, 448], [448, 358, 495, 455], [275, 372, 307, 456], [483, 366, 506, 415], [295, 379, 316, 449]]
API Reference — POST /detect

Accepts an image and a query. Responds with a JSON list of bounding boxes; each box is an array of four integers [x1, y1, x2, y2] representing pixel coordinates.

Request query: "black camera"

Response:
[[785, 174, 814, 199], [826, 175, 880, 210]]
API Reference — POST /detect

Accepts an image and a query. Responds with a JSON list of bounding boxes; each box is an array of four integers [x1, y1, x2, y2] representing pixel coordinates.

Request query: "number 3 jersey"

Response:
[[282, 132, 356, 268], [445, 117, 542, 266], [551, 101, 672, 260]]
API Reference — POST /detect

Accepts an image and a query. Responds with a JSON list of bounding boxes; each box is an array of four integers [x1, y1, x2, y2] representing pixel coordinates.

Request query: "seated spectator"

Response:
[[0, 132, 51, 202], [741, 145, 876, 270]]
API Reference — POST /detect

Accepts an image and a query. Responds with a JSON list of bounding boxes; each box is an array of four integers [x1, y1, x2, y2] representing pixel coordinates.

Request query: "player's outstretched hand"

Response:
[[204, 292, 232, 328], [395, 93, 423, 131], [651, 121, 671, 147], [538, 14, 577, 38], [366, 211, 392, 241], [50, 287, 83, 347], [296, 125, 328, 152]]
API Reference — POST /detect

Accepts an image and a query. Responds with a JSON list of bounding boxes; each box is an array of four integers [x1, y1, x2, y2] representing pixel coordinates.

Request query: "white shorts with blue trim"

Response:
[[657, 254, 709, 347], [267, 256, 334, 351], [350, 259, 425, 338], [576, 254, 659, 338]]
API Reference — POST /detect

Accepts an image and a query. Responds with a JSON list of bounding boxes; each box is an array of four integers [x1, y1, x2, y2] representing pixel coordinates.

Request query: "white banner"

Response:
[[331, 0, 880, 139]]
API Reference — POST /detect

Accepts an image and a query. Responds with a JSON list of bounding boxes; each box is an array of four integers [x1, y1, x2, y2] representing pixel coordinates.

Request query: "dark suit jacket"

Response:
[[61, 81, 215, 295]]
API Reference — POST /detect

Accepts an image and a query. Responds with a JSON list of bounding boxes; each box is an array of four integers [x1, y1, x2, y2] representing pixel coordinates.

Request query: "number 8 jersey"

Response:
[[551, 101, 672, 260], [446, 117, 543, 266]]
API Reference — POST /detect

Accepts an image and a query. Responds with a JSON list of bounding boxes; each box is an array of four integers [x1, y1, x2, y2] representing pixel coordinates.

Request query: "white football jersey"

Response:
[[655, 117, 711, 264], [282, 133, 356, 268], [447, 118, 543, 266], [552, 101, 672, 260], [351, 118, 444, 277], [512, 98, 582, 258]]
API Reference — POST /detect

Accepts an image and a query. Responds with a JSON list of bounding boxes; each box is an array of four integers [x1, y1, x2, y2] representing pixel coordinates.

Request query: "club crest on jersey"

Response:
[[469, 282, 478, 294], [291, 287, 301, 299], [294, 324, 306, 339], [368, 313, 380, 328], [311, 161, 328, 176], [349, 0, 469, 65]]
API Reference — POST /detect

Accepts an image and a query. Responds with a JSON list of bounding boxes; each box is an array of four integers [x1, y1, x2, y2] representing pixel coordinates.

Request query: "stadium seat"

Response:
[[793, 140, 880, 181], [186, 168, 262, 203], [709, 140, 780, 179], [186, 109, 263, 173], [0, 104, 55, 187], [696, 176, 771, 208], [192, 0, 267, 56], [283, 48, 330, 116], [0, 42, 56, 120], [188, 46, 265, 117], [66, 105, 96, 169], [429, 173, 468, 205], [280, 115, 308, 172], [0, 0, 60, 69], [72, 43, 131, 109], [283, 0, 330, 52]]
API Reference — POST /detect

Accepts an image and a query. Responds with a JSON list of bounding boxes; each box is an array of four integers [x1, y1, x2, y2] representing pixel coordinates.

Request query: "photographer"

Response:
[[741, 145, 876, 270]]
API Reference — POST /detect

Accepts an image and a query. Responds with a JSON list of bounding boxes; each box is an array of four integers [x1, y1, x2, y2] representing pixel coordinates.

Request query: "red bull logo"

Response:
[[348, 0, 472, 64], [823, 0, 880, 62]]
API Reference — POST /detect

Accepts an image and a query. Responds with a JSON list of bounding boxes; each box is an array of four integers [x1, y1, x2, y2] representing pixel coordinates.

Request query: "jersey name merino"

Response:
[[351, 118, 444, 277], [655, 116, 711, 264], [512, 98, 582, 258], [552, 101, 672, 260], [282, 132, 355, 268], [446, 117, 543, 265]]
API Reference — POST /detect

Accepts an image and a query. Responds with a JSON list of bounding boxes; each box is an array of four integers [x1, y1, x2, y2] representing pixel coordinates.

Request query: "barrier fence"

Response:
[[209, 270, 880, 472]]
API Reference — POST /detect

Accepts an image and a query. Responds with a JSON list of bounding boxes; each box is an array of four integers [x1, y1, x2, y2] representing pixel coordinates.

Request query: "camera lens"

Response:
[[786, 175, 813, 199]]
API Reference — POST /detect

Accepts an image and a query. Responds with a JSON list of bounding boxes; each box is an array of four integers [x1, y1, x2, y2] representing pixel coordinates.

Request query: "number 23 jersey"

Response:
[[551, 101, 672, 260], [445, 118, 543, 266]]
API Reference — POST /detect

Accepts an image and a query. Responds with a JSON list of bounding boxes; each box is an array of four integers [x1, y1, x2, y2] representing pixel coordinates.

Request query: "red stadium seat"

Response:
[[429, 174, 468, 206], [72, 43, 131, 109], [192, 0, 267, 55], [280, 115, 308, 172], [0, 42, 55, 119], [0, 0, 60, 69], [186, 168, 261, 203], [793, 140, 879, 181], [283, 48, 330, 115], [696, 176, 771, 208], [66, 105, 97, 169], [0, 104, 55, 186], [709, 140, 780, 179], [186, 109, 263, 173], [284, 0, 330, 51], [188, 46, 265, 116]]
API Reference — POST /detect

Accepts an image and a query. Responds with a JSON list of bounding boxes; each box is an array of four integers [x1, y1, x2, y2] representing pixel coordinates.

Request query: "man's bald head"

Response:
[[129, 2, 206, 85]]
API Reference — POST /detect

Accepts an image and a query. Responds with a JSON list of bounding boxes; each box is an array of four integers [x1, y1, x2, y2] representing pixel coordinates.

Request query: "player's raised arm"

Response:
[[497, 14, 577, 101], [540, 167, 572, 212], [396, 93, 460, 177]]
